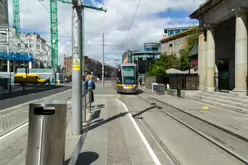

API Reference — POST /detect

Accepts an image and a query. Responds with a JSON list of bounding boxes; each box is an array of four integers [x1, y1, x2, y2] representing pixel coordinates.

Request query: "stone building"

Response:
[[160, 27, 197, 57], [190, 0, 248, 95]]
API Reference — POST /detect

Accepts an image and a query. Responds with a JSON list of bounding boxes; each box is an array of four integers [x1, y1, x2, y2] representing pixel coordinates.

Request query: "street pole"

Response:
[[102, 33, 104, 88], [81, 5, 87, 122], [72, 0, 82, 135]]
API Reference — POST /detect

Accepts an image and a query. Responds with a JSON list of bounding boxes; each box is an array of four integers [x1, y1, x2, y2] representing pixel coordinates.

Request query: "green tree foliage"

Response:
[[148, 27, 200, 76], [179, 28, 200, 70], [147, 53, 180, 76]]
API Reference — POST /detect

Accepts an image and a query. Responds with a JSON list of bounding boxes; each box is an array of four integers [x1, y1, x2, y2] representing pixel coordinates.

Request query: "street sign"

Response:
[[73, 59, 80, 70]]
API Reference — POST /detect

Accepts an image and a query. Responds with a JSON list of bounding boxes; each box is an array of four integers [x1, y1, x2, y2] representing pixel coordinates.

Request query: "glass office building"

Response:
[[122, 43, 161, 74], [164, 27, 189, 37]]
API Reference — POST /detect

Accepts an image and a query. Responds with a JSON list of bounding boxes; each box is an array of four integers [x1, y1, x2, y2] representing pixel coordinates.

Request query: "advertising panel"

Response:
[[0, 0, 9, 27]]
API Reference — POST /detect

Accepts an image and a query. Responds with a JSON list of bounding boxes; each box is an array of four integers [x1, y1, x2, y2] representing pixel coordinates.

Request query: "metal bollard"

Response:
[[89, 90, 92, 112], [26, 100, 67, 165]]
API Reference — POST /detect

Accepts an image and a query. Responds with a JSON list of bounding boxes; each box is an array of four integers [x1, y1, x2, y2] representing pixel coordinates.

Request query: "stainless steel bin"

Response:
[[26, 100, 67, 165]]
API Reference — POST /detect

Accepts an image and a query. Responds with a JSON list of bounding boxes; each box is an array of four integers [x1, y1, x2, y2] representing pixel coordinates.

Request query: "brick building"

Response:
[[64, 56, 72, 75]]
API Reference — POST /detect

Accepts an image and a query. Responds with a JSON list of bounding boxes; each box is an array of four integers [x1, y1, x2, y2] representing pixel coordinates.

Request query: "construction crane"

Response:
[[12, 0, 106, 70], [12, 0, 20, 34]]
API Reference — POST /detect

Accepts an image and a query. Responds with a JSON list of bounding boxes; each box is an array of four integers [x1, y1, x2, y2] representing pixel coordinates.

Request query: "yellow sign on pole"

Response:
[[73, 59, 80, 70]]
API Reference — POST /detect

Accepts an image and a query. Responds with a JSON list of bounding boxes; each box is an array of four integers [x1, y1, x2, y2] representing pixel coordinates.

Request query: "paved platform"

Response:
[[0, 89, 92, 165], [72, 82, 159, 165], [140, 87, 248, 141]]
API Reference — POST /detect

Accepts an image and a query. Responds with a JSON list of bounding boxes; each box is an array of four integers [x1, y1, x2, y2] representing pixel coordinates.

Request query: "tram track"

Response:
[[135, 93, 248, 164], [121, 97, 180, 165]]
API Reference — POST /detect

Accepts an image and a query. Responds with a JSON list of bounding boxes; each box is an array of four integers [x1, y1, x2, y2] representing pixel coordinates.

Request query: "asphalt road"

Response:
[[0, 85, 71, 110]]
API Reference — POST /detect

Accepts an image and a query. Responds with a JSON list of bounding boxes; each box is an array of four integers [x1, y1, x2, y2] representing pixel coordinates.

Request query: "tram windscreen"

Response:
[[122, 66, 135, 84]]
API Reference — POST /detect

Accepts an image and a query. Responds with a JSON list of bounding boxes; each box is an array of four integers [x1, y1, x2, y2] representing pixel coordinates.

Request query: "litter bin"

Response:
[[26, 100, 67, 165]]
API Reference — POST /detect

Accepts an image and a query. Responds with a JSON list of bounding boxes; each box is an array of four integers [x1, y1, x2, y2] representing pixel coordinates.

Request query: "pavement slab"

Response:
[[77, 93, 155, 165], [0, 90, 92, 165], [122, 94, 245, 165], [140, 90, 248, 141]]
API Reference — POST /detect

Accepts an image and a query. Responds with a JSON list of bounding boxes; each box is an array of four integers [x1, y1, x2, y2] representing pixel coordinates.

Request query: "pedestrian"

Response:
[[86, 75, 96, 103], [139, 76, 142, 87]]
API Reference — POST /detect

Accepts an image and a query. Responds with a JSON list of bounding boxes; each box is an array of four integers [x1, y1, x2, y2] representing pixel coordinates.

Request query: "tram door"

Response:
[[117, 69, 122, 85]]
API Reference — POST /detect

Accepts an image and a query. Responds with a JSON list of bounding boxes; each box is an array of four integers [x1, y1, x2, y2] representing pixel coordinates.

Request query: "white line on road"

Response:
[[0, 99, 72, 140], [115, 98, 161, 165], [0, 89, 72, 112], [95, 94, 117, 97], [0, 122, 28, 140]]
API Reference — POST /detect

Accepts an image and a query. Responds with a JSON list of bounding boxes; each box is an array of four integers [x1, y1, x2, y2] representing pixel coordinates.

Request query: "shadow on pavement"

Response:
[[64, 151, 99, 165], [87, 111, 128, 131], [132, 106, 157, 118], [92, 109, 101, 120], [0, 85, 68, 101]]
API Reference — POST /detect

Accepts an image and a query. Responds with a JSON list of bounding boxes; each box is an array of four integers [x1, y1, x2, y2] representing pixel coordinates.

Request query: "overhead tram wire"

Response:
[[38, 1, 70, 34], [123, 0, 142, 49]]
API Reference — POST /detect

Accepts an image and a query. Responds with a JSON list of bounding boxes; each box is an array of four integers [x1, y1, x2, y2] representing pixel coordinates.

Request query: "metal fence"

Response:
[[168, 74, 199, 90]]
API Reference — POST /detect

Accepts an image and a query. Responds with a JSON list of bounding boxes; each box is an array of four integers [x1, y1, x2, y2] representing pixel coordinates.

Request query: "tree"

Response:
[[147, 27, 200, 76], [179, 28, 200, 70], [147, 53, 180, 76]]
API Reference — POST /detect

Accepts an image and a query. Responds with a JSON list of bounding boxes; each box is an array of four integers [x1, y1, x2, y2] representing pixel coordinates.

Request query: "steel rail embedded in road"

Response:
[[137, 93, 248, 164], [121, 98, 180, 165]]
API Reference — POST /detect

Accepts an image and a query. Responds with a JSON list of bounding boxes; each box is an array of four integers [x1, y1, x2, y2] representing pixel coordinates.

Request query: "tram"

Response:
[[111, 63, 138, 94]]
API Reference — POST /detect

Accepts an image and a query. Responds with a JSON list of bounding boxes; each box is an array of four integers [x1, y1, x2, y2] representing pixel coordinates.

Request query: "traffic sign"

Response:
[[73, 59, 80, 71]]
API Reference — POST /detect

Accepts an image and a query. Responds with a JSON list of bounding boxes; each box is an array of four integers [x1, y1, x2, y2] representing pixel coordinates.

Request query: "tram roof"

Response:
[[120, 63, 136, 67]]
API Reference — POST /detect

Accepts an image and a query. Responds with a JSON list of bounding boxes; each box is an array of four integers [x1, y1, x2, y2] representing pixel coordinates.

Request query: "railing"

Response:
[[168, 74, 199, 90]]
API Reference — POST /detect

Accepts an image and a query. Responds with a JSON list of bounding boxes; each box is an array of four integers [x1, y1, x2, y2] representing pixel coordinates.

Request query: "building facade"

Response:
[[160, 28, 196, 57], [0, 0, 8, 27], [0, 28, 52, 72], [64, 56, 72, 75], [163, 27, 190, 37], [65, 55, 115, 78], [190, 0, 248, 95], [122, 43, 161, 74]]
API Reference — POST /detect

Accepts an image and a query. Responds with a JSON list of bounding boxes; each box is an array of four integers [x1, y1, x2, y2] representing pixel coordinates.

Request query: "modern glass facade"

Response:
[[165, 27, 189, 37], [122, 42, 161, 74]]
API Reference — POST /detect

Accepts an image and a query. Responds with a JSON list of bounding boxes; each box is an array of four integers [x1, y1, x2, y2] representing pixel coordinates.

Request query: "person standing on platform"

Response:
[[86, 75, 96, 103], [139, 76, 142, 87]]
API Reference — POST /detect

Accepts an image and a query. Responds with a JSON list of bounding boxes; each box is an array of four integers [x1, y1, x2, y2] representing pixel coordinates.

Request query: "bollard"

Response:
[[89, 90, 92, 112], [26, 100, 67, 165]]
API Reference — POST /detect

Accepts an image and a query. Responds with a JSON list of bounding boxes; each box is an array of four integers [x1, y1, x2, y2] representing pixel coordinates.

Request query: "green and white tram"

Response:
[[111, 63, 138, 94]]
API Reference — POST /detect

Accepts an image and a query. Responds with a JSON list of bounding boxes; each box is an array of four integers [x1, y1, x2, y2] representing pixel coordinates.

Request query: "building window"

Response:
[[169, 44, 173, 55]]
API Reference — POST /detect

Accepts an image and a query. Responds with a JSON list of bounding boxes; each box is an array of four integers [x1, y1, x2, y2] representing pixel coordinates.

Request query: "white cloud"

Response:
[[8, 0, 205, 66]]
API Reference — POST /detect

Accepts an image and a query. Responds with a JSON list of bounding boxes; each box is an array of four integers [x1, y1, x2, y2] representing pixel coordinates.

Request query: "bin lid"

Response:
[[30, 100, 67, 107]]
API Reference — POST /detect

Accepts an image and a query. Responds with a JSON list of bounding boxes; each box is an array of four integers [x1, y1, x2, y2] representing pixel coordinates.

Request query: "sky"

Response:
[[8, 0, 205, 66]]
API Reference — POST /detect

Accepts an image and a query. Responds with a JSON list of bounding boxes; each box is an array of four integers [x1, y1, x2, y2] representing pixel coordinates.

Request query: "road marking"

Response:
[[0, 99, 72, 140], [0, 122, 28, 140], [115, 98, 161, 165], [95, 94, 117, 97], [0, 89, 72, 112]]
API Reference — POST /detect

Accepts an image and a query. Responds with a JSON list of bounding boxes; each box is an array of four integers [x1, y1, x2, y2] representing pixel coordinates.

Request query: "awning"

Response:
[[0, 52, 34, 62], [189, 43, 198, 57]]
